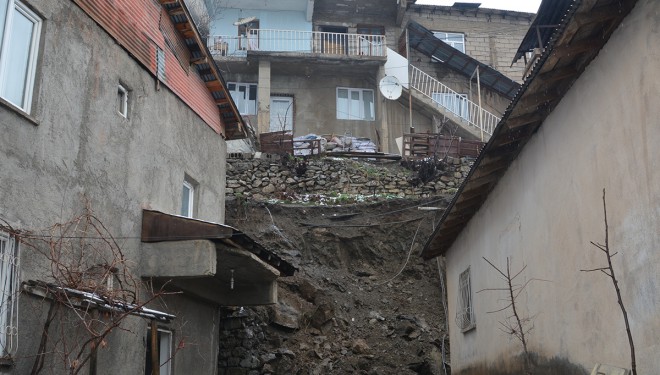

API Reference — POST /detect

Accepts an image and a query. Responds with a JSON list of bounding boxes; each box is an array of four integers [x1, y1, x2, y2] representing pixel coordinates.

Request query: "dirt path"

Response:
[[225, 197, 452, 374]]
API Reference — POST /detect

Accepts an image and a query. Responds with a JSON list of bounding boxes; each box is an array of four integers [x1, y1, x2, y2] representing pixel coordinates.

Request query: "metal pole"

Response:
[[476, 67, 484, 141], [407, 28, 413, 134]]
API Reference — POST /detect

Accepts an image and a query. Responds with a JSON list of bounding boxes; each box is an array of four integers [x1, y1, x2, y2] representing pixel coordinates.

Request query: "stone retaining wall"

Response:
[[226, 156, 474, 202]]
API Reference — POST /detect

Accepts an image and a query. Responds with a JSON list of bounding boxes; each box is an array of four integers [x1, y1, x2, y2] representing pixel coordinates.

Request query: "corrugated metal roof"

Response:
[[421, 0, 639, 260], [406, 20, 521, 100], [161, 0, 248, 140], [512, 0, 575, 64]]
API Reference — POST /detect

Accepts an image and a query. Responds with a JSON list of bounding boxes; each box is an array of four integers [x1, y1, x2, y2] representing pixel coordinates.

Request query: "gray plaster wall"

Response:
[[444, 1, 660, 373], [1, 1, 226, 373]]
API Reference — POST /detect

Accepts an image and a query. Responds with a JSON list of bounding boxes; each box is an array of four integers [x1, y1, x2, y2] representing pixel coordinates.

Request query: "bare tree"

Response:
[[580, 189, 636, 375], [479, 257, 548, 374], [1, 201, 177, 375]]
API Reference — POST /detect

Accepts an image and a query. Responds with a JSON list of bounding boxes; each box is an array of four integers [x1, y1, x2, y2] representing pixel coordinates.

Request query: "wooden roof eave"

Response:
[[160, 0, 247, 140], [420, 0, 639, 260]]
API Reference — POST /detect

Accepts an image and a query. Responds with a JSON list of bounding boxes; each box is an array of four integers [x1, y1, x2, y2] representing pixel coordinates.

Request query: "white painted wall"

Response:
[[445, 0, 660, 373]]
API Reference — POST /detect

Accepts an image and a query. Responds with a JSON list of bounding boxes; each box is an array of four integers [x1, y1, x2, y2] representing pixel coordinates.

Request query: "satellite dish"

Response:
[[233, 16, 257, 26], [379, 75, 402, 100]]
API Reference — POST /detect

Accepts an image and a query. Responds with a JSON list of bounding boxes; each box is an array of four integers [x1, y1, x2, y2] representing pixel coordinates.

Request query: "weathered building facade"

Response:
[[205, 0, 532, 153], [0, 0, 289, 374], [422, 0, 658, 373]]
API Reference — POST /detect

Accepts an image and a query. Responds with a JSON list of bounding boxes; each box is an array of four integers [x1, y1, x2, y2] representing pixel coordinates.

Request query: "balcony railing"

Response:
[[409, 65, 500, 137], [208, 29, 387, 58]]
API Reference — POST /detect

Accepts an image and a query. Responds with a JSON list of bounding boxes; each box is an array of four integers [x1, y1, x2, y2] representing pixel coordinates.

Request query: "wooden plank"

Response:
[[552, 38, 597, 59], [506, 111, 542, 129], [538, 65, 578, 85]]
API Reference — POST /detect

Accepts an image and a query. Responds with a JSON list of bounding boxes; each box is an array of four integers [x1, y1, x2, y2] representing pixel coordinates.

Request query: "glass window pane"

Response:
[[349, 90, 360, 119], [1, 7, 34, 107], [0, 0, 8, 46], [336, 89, 348, 119], [181, 184, 191, 217], [362, 90, 374, 120]]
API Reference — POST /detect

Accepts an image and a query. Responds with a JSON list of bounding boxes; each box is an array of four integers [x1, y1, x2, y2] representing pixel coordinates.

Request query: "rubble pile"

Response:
[[223, 196, 452, 375]]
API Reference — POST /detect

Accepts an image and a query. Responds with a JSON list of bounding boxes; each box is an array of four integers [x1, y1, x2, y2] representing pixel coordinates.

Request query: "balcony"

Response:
[[208, 29, 387, 59]]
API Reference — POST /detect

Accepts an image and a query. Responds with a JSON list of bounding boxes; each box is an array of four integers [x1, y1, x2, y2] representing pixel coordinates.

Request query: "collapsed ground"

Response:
[[224, 190, 453, 374]]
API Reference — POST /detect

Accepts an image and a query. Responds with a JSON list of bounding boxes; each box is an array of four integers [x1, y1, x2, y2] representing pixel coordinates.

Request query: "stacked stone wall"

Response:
[[226, 156, 474, 202]]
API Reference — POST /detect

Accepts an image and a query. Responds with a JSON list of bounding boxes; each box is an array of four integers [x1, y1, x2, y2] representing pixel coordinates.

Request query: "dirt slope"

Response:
[[225, 197, 452, 374]]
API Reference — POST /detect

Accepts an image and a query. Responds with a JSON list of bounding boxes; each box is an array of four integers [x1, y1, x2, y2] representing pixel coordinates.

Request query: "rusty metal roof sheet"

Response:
[[421, 0, 638, 260]]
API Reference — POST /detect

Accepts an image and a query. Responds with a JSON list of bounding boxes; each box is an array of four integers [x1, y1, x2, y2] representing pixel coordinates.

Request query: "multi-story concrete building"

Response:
[[204, 0, 533, 153], [0, 0, 291, 373]]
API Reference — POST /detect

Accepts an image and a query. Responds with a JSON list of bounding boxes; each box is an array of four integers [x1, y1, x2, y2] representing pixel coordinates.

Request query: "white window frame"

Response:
[[336, 87, 374, 121], [432, 92, 470, 122], [456, 267, 475, 332], [227, 82, 257, 115], [0, 0, 42, 113], [117, 84, 128, 118], [0, 231, 19, 357], [181, 180, 194, 218], [432, 31, 465, 53], [158, 329, 172, 375]]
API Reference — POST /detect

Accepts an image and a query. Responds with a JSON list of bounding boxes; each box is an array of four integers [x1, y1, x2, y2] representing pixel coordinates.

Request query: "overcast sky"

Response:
[[415, 0, 542, 13]]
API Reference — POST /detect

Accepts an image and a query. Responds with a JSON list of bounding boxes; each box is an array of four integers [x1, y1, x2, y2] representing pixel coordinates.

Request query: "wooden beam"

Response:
[[518, 90, 558, 111], [538, 65, 578, 85], [167, 7, 185, 16], [190, 56, 208, 65], [159, 0, 179, 4], [215, 97, 229, 105], [506, 112, 543, 130], [552, 38, 597, 59], [471, 160, 508, 179], [205, 80, 222, 91]]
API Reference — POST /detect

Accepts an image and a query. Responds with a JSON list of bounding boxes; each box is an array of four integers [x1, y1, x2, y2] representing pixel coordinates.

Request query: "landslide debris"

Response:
[[224, 196, 451, 374]]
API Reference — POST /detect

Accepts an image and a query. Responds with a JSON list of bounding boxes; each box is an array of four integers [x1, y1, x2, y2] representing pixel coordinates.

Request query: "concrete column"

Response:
[[257, 59, 271, 135], [376, 65, 390, 153]]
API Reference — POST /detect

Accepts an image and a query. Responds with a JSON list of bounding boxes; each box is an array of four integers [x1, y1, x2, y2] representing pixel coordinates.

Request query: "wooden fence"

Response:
[[259, 131, 322, 156], [403, 133, 484, 159]]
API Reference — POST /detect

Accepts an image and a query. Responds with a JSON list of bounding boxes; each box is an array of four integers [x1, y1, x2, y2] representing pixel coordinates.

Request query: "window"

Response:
[[117, 84, 128, 118], [0, 231, 19, 357], [456, 267, 475, 332], [432, 93, 470, 122], [227, 82, 257, 115], [269, 96, 293, 132], [0, 0, 42, 113], [336, 88, 374, 121], [156, 46, 166, 81], [237, 19, 258, 51], [432, 31, 465, 53], [181, 179, 195, 218], [145, 328, 172, 375]]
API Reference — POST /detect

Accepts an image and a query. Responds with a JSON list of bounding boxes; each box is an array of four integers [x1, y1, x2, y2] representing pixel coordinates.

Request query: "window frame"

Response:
[[336, 87, 374, 121], [432, 31, 465, 54], [117, 84, 128, 118], [227, 82, 257, 115], [181, 179, 195, 218], [0, 230, 20, 358], [0, 0, 42, 114], [456, 267, 476, 332], [144, 327, 173, 375]]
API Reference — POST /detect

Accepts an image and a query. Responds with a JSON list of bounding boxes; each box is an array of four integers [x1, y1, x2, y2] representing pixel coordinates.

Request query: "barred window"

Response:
[[0, 231, 19, 357], [456, 267, 475, 332]]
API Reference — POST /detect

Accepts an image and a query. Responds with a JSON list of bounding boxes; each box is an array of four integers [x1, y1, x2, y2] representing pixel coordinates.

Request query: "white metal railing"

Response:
[[208, 29, 386, 58], [409, 65, 500, 136]]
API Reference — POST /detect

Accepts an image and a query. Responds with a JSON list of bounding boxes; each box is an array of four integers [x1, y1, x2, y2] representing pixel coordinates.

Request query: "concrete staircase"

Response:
[[385, 48, 500, 141]]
